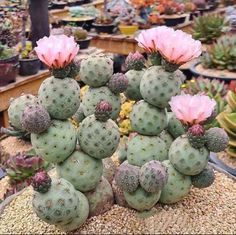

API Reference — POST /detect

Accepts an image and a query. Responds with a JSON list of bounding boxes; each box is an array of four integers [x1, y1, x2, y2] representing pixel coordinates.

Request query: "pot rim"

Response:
[[76, 36, 92, 42], [92, 23, 115, 27], [19, 57, 39, 62]]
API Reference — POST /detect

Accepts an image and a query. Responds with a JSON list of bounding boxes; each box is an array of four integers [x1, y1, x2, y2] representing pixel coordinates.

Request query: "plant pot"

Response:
[[62, 16, 95, 31], [19, 58, 41, 76], [0, 54, 19, 87], [190, 61, 236, 82], [40, 61, 48, 70], [118, 25, 139, 36], [161, 14, 188, 27], [76, 37, 92, 49], [190, 11, 200, 21], [92, 23, 116, 34], [51, 2, 67, 10]]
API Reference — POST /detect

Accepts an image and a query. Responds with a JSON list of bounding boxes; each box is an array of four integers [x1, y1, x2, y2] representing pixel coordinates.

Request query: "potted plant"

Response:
[[18, 41, 41, 76], [116, 7, 144, 36], [92, 12, 116, 34], [192, 14, 230, 44], [0, 44, 19, 86], [63, 6, 97, 31], [51, 0, 67, 10], [154, 0, 189, 26], [191, 35, 236, 81], [73, 28, 92, 49]]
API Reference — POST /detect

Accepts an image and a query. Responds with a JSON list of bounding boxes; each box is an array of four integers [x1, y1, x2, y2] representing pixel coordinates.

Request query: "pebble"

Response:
[[0, 171, 235, 234]]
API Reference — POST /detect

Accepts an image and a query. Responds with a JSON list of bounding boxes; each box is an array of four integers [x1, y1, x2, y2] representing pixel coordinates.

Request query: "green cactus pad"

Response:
[[169, 136, 209, 176], [140, 66, 183, 108], [31, 120, 77, 163], [38, 76, 80, 120], [8, 94, 38, 130], [124, 70, 144, 101], [191, 164, 215, 189], [56, 149, 103, 192], [167, 112, 186, 139], [85, 177, 114, 217], [130, 100, 167, 136], [79, 55, 113, 87], [82, 86, 121, 120], [127, 134, 168, 167], [159, 160, 192, 204], [32, 178, 80, 226], [78, 115, 120, 159], [159, 130, 174, 149], [58, 191, 89, 231], [124, 186, 161, 211]]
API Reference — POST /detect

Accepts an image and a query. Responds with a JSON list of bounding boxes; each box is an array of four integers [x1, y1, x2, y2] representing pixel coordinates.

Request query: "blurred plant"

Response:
[[153, 0, 186, 15], [222, 0, 236, 6], [225, 6, 236, 31], [6, 150, 50, 183], [73, 28, 88, 40], [201, 35, 236, 71], [95, 11, 114, 25], [0, 43, 17, 60], [217, 90, 236, 157], [192, 14, 230, 43], [182, 77, 228, 128], [69, 6, 99, 18], [115, 6, 145, 25]]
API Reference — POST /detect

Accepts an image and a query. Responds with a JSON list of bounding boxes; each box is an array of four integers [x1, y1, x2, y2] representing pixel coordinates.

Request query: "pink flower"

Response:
[[135, 26, 174, 53], [35, 35, 79, 69], [169, 94, 216, 126], [135, 26, 202, 65]]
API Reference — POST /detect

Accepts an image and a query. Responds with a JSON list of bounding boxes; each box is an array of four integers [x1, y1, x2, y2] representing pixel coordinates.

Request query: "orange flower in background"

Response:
[[130, 0, 155, 8]]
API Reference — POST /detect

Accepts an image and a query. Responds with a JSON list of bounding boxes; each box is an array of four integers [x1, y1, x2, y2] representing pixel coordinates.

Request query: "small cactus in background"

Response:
[[94, 101, 113, 122], [73, 28, 88, 40], [201, 35, 236, 71], [193, 14, 229, 43]]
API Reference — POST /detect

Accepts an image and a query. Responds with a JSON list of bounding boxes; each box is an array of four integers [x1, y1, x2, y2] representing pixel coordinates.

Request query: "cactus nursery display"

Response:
[[1, 25, 232, 233]]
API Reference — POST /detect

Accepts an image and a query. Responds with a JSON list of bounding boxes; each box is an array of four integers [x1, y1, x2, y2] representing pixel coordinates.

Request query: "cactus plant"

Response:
[[127, 134, 168, 166], [114, 161, 140, 193], [191, 164, 215, 188], [79, 54, 113, 87], [139, 160, 168, 193], [201, 35, 236, 71], [85, 177, 114, 217], [21, 104, 51, 134], [192, 14, 229, 43], [169, 135, 209, 175], [8, 94, 38, 131], [31, 171, 89, 231], [31, 120, 77, 164], [123, 186, 161, 211], [56, 150, 103, 192], [130, 100, 167, 136], [159, 160, 192, 204]]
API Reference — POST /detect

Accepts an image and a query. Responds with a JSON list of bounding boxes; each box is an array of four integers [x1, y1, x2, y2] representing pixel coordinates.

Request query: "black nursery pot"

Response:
[[62, 18, 95, 31], [92, 23, 116, 34], [76, 37, 92, 49], [83, 0, 91, 3], [51, 2, 67, 10], [19, 58, 41, 76], [164, 16, 186, 27]]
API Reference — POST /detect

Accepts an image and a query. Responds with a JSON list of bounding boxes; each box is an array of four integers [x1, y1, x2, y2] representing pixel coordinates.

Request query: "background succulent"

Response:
[[201, 35, 236, 71], [217, 90, 236, 157], [192, 14, 230, 43]]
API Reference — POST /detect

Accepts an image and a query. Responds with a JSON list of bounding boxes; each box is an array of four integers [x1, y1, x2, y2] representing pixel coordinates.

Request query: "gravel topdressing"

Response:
[[0, 171, 235, 234]]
